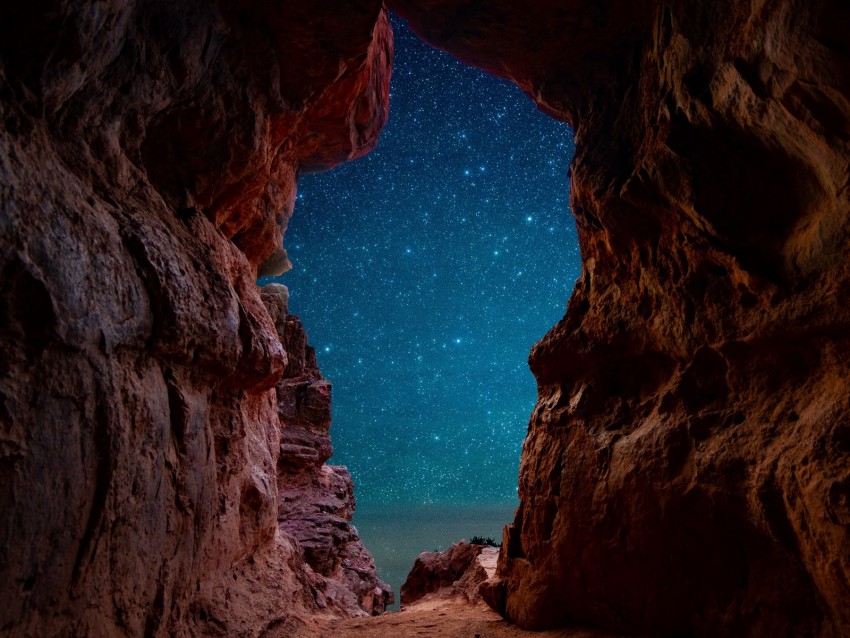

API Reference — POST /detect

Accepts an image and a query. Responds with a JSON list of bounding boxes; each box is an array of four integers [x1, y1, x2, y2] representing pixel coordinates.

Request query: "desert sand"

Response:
[[307, 598, 628, 638]]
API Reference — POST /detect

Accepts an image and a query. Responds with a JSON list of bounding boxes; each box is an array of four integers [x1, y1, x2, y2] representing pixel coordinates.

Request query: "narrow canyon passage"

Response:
[[1, 0, 848, 636], [263, 13, 579, 603]]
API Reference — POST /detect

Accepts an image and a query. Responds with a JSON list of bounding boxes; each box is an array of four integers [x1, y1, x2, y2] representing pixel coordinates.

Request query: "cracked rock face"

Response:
[[0, 1, 390, 636], [262, 284, 393, 616], [389, 0, 850, 635]]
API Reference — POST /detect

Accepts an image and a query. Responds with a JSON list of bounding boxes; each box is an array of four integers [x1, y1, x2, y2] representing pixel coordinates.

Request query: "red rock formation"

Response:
[[389, 1, 850, 635], [400, 541, 498, 607], [0, 1, 390, 635], [262, 284, 393, 616]]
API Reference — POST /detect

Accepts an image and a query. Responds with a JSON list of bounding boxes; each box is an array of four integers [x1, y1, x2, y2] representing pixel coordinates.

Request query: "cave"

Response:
[[1, 1, 849, 637], [266, 11, 578, 607]]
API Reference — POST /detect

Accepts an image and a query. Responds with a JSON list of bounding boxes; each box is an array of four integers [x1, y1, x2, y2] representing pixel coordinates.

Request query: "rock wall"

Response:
[[262, 284, 393, 616], [0, 1, 390, 636], [389, 0, 850, 636]]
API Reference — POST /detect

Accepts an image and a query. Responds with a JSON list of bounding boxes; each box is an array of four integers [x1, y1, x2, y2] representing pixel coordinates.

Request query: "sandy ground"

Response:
[[305, 597, 628, 638]]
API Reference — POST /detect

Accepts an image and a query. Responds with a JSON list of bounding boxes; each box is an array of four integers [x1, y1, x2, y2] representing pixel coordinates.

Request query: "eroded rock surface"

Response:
[[0, 2, 390, 636], [400, 541, 495, 607], [262, 284, 393, 616], [389, 1, 850, 635]]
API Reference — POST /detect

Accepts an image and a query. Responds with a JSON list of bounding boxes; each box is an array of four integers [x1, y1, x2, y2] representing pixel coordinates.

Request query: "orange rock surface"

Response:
[[390, 1, 850, 635], [0, 2, 390, 635]]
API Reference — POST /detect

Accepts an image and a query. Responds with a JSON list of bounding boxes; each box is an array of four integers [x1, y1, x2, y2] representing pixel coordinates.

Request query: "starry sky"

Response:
[[264, 14, 578, 507]]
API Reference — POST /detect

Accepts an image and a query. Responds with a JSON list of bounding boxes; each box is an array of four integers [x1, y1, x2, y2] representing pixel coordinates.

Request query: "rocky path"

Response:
[[292, 540, 629, 638]]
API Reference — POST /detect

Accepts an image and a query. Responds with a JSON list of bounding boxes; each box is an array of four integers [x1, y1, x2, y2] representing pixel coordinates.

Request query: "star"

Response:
[[262, 13, 578, 512]]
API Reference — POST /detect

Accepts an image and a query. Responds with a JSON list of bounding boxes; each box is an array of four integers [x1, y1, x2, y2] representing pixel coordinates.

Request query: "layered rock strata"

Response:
[[262, 285, 393, 616], [389, 1, 850, 636], [0, 1, 390, 636]]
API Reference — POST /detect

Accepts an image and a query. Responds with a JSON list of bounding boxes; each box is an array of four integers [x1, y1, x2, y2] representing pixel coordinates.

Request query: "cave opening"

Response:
[[262, 13, 579, 604], [3, 0, 847, 633]]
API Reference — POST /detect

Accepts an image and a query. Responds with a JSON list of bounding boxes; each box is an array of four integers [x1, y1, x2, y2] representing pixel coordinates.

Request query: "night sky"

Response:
[[264, 14, 578, 507]]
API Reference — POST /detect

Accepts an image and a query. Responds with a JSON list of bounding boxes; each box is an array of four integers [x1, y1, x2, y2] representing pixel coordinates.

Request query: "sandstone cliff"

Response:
[[0, 1, 390, 635], [390, 1, 850, 635], [262, 284, 393, 616]]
